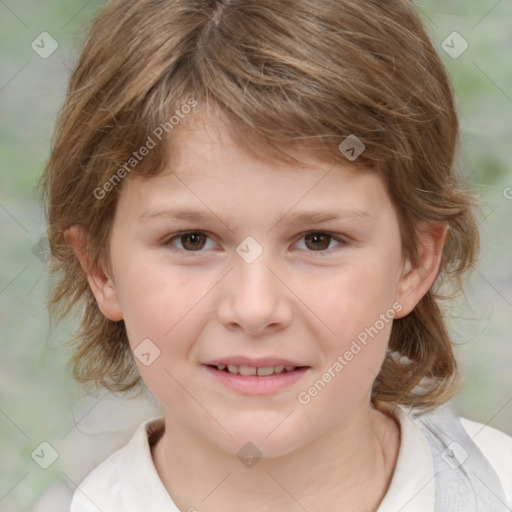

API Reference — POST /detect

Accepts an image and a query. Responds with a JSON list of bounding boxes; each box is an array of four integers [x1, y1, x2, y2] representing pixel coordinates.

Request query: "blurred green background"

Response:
[[1, 0, 511, 510]]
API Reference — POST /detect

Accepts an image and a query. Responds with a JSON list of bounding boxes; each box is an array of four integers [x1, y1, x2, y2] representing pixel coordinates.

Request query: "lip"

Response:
[[203, 356, 305, 368], [202, 357, 311, 395]]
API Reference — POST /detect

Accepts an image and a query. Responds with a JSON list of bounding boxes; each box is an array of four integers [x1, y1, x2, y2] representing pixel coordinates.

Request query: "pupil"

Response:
[[306, 233, 329, 251], [180, 232, 330, 251], [183, 232, 205, 250]]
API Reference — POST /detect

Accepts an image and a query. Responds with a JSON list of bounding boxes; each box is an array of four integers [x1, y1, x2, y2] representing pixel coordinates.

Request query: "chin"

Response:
[[203, 416, 314, 460]]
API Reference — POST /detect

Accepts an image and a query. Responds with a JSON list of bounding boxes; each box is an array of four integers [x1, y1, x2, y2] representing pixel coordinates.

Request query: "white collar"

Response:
[[76, 406, 436, 511], [376, 405, 435, 511]]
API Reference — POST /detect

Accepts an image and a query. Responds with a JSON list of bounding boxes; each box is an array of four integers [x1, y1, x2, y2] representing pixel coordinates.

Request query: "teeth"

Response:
[[239, 365, 257, 376], [217, 364, 298, 376], [257, 366, 275, 376]]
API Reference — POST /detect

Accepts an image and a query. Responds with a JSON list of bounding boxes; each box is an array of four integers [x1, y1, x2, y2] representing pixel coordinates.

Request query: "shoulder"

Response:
[[459, 416, 512, 503], [382, 403, 512, 511], [407, 402, 512, 507], [69, 435, 129, 511], [69, 416, 173, 512]]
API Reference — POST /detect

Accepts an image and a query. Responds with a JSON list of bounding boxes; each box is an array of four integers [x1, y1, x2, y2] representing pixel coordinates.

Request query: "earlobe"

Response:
[[64, 225, 123, 321], [394, 222, 449, 319]]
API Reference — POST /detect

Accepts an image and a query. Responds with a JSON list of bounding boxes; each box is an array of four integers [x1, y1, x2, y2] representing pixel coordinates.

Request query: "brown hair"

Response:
[[40, 0, 480, 411]]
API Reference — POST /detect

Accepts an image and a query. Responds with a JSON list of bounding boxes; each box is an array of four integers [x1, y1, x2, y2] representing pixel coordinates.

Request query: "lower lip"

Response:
[[203, 365, 310, 395]]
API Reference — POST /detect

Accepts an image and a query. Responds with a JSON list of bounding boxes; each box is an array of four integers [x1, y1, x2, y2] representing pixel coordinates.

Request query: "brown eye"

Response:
[[180, 232, 207, 251], [303, 232, 332, 251], [165, 231, 213, 252]]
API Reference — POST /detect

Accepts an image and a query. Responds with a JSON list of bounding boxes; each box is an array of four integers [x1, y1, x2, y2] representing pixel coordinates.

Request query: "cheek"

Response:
[[114, 259, 235, 400], [111, 256, 219, 397], [296, 270, 395, 413], [310, 260, 398, 339], [114, 251, 215, 341], [300, 257, 399, 394]]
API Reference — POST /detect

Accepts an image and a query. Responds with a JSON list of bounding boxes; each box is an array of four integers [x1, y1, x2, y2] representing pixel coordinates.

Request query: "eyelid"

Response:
[[162, 230, 219, 253], [162, 229, 349, 255], [295, 231, 349, 256]]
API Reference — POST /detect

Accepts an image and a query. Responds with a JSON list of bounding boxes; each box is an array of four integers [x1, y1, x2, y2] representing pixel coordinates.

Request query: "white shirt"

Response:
[[70, 406, 512, 511]]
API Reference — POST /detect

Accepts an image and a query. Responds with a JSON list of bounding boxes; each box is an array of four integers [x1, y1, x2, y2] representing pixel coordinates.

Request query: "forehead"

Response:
[[118, 114, 394, 229], [163, 109, 365, 180]]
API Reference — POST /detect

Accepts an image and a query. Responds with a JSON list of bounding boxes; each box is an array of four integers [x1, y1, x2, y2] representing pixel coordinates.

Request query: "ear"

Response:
[[64, 225, 123, 321], [394, 221, 449, 319]]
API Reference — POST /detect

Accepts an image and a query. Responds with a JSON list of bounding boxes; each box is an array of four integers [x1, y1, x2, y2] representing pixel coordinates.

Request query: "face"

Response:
[[85, 116, 435, 457]]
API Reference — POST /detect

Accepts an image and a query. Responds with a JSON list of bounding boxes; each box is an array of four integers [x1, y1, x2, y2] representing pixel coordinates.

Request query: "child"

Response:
[[40, 0, 511, 510]]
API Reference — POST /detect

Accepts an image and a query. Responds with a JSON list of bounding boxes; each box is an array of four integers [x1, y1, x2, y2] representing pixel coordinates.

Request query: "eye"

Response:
[[162, 230, 348, 255], [295, 232, 347, 254], [164, 231, 217, 252]]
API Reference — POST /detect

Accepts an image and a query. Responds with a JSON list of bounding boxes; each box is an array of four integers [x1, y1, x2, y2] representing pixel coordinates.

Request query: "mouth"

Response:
[[202, 358, 310, 395], [207, 363, 303, 376]]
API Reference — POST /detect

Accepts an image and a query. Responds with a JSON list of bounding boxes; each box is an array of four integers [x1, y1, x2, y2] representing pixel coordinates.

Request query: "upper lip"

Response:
[[203, 356, 308, 368]]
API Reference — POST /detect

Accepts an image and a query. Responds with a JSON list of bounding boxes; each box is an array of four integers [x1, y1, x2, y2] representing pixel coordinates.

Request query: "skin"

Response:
[[67, 114, 448, 511]]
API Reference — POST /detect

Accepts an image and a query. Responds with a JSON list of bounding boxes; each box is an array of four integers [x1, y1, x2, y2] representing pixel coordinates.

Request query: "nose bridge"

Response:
[[236, 251, 277, 296], [217, 240, 292, 333], [233, 242, 282, 307]]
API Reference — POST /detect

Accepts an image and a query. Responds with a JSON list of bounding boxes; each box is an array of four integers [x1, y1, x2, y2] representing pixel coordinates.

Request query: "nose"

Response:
[[216, 252, 293, 336]]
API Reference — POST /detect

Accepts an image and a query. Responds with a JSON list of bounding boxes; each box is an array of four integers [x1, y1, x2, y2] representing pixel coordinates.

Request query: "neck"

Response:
[[152, 402, 400, 512]]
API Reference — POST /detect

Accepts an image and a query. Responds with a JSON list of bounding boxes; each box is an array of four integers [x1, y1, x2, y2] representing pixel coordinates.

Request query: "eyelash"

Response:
[[161, 230, 348, 257]]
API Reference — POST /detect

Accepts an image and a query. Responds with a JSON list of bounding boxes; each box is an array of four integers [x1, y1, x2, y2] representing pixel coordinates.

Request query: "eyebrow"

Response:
[[138, 207, 372, 226]]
